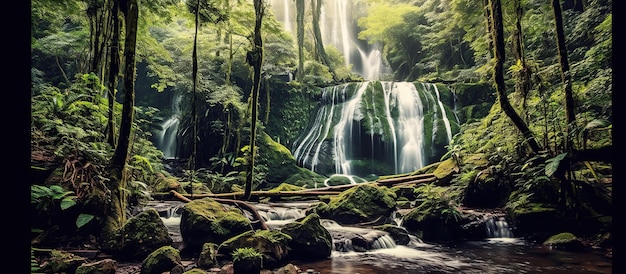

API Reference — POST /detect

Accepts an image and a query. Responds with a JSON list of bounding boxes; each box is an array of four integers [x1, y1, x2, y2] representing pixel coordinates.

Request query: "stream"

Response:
[[146, 200, 612, 274]]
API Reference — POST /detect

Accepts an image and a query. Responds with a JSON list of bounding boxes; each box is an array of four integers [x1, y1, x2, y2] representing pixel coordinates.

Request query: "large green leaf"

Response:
[[545, 153, 567, 177], [76, 214, 94, 229], [60, 197, 77, 210]]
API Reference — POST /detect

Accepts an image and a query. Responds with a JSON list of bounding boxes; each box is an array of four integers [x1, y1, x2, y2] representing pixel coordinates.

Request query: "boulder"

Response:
[[218, 230, 292, 269], [180, 198, 252, 253], [117, 209, 173, 260], [75, 259, 116, 274], [542, 232, 586, 252], [280, 213, 333, 260], [140, 246, 183, 274], [315, 184, 396, 225]]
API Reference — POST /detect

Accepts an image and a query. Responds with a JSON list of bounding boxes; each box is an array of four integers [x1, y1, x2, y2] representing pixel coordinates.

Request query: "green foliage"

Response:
[[231, 247, 263, 262], [544, 152, 567, 177], [31, 184, 95, 229], [413, 184, 462, 223], [31, 184, 75, 211]]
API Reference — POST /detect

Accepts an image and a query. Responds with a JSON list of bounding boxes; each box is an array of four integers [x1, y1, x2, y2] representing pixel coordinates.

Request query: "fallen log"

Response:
[[375, 173, 435, 184], [163, 190, 343, 200], [378, 176, 436, 187]]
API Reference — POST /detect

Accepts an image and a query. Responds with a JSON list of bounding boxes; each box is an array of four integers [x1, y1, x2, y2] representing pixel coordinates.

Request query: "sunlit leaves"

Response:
[[357, 2, 420, 44]]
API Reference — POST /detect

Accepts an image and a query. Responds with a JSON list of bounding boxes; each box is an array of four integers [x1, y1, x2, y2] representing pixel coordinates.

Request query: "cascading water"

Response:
[[153, 92, 182, 159], [485, 216, 514, 238], [292, 81, 456, 178], [267, 0, 389, 80]]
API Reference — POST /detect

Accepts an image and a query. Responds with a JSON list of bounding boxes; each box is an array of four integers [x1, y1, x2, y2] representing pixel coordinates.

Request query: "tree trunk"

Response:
[[188, 0, 201, 197], [551, 0, 576, 153], [296, 0, 305, 82], [106, 0, 120, 147], [512, 0, 531, 111], [264, 78, 270, 124], [310, 0, 336, 81], [102, 0, 138, 247], [489, 0, 541, 154], [243, 0, 265, 201]]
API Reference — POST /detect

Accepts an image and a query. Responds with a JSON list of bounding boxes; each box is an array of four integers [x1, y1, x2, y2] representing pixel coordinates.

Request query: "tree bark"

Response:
[[243, 0, 265, 201], [296, 0, 305, 82], [551, 0, 576, 152], [512, 0, 531, 110], [106, 0, 120, 147], [104, 0, 138, 239], [188, 0, 201, 197], [489, 0, 541, 154], [310, 0, 336, 81]]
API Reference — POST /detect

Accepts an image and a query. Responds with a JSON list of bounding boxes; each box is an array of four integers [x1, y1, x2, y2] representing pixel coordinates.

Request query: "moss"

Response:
[[433, 158, 458, 180], [268, 183, 305, 192], [140, 246, 182, 274], [463, 153, 489, 167], [231, 247, 264, 262], [545, 232, 578, 243], [320, 184, 396, 224]]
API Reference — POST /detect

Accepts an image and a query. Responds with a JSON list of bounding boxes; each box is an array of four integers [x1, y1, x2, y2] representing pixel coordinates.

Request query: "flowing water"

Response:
[[146, 200, 612, 274]]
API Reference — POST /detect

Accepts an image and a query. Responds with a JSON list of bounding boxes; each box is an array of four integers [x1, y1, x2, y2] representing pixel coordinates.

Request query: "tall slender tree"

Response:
[[188, 0, 202, 197], [243, 0, 265, 201], [310, 0, 336, 81], [551, 0, 576, 153], [296, 0, 305, 82], [105, 0, 121, 147], [488, 0, 541, 154], [102, 0, 139, 247]]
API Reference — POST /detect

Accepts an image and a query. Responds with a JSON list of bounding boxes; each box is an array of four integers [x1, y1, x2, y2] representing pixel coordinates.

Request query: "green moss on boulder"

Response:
[[316, 184, 396, 225], [140, 246, 182, 274], [180, 198, 252, 252], [281, 213, 333, 260]]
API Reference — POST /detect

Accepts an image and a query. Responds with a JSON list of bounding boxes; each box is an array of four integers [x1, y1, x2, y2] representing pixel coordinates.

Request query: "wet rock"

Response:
[[280, 213, 333, 260], [180, 198, 252, 254], [315, 184, 396, 225], [140, 246, 183, 274], [75, 258, 116, 274], [543, 232, 586, 252], [118, 209, 173, 260], [218, 230, 292, 269]]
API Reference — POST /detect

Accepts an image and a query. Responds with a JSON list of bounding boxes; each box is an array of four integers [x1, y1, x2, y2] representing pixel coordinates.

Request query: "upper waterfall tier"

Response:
[[267, 0, 390, 80]]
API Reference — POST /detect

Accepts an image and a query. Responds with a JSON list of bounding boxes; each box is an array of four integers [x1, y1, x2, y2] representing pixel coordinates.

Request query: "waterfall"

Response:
[[428, 83, 453, 144], [154, 92, 182, 159], [390, 82, 425, 174], [485, 217, 514, 238], [292, 81, 454, 178], [267, 0, 388, 80], [333, 82, 370, 175], [321, 219, 398, 251]]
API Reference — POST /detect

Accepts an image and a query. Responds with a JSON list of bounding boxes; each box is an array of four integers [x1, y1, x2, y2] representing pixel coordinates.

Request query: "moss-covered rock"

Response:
[[280, 213, 333, 260], [256, 132, 303, 189], [543, 232, 586, 252], [75, 259, 116, 274], [218, 230, 292, 269], [116, 209, 173, 260], [432, 158, 459, 186], [39, 250, 88, 274], [315, 184, 397, 225], [197, 243, 219, 269], [508, 202, 565, 241], [283, 168, 328, 188], [140, 246, 183, 274], [180, 198, 252, 253]]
